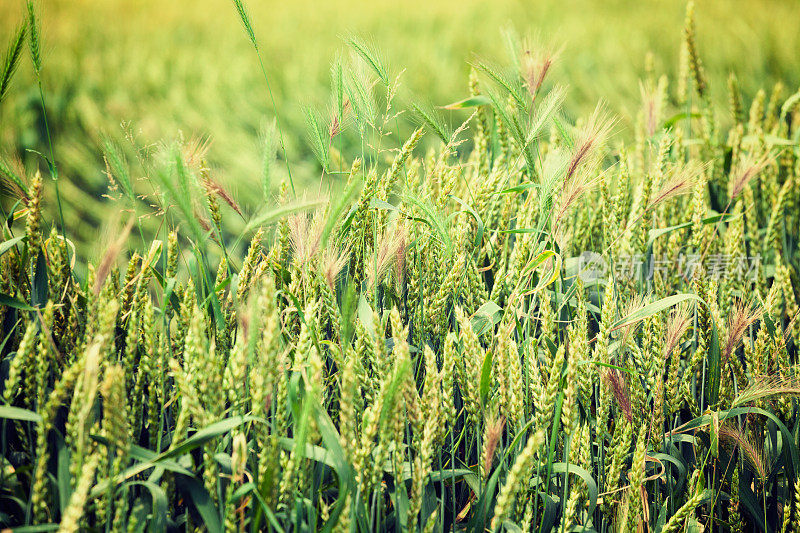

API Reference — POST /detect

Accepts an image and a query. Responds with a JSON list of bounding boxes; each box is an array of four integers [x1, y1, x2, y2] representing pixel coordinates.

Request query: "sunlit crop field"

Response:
[[1, 0, 799, 531], [1, 0, 798, 247]]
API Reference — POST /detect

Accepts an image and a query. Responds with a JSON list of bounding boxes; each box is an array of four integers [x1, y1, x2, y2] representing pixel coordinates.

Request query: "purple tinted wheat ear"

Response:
[[605, 368, 633, 424], [639, 77, 668, 138], [663, 304, 692, 361], [566, 104, 615, 183], [288, 211, 323, 270], [366, 225, 406, 291], [480, 412, 505, 479], [723, 302, 762, 363], [554, 106, 616, 225], [719, 425, 768, 484], [615, 293, 648, 348], [648, 161, 703, 211], [319, 245, 349, 291], [729, 152, 773, 201], [522, 41, 559, 100]]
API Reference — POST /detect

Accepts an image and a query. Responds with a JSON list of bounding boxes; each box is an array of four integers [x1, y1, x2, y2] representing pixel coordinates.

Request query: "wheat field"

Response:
[[0, 0, 798, 253], [1, 0, 800, 531]]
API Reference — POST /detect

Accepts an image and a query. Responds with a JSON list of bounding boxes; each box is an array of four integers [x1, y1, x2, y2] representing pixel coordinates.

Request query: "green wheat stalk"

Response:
[[0, 22, 26, 105], [26, 1, 66, 237], [231, 0, 296, 196]]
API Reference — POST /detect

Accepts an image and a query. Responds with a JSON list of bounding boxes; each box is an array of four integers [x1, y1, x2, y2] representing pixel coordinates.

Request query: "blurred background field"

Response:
[[0, 0, 798, 255]]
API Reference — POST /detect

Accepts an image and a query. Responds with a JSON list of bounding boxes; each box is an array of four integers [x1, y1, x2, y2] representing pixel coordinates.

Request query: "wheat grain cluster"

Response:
[[1, 1, 800, 531]]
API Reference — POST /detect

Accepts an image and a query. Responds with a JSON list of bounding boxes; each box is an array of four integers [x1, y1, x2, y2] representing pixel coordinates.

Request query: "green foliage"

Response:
[[2, 2, 800, 532], [2, 0, 799, 255]]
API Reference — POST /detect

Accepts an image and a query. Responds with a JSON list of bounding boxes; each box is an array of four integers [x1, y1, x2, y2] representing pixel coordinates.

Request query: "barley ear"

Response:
[[231, 0, 257, 49], [0, 22, 26, 104], [26, 1, 41, 75]]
